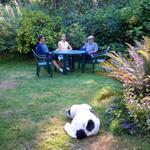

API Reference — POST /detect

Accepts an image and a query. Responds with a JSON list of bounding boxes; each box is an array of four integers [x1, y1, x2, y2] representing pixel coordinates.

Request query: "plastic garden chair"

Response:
[[91, 46, 110, 72], [32, 50, 53, 78], [82, 47, 110, 73]]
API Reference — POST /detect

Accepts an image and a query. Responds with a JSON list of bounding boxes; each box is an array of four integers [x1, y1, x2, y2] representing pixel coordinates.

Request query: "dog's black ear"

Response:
[[86, 119, 95, 132], [76, 129, 87, 139], [68, 109, 71, 115]]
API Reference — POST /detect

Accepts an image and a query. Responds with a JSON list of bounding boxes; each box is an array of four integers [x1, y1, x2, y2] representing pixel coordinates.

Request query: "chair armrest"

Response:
[[93, 52, 106, 58], [93, 46, 110, 58], [32, 50, 48, 60], [38, 55, 48, 59]]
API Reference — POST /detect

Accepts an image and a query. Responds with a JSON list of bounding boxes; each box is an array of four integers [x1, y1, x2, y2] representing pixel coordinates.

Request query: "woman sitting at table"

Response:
[[57, 34, 72, 70], [58, 34, 72, 51]]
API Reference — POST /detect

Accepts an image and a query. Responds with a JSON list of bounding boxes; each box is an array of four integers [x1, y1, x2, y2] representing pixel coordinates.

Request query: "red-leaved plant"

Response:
[[102, 37, 150, 133]]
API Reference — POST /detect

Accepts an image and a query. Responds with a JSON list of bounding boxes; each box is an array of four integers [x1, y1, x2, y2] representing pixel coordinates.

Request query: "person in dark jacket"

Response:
[[36, 35, 63, 73]]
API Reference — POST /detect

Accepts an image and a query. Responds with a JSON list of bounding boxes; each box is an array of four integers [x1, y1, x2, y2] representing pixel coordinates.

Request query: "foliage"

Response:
[[1, 0, 150, 53], [66, 23, 87, 49], [138, 37, 150, 74], [106, 43, 126, 54], [106, 98, 128, 134], [106, 98, 142, 135], [0, 3, 20, 53], [17, 10, 64, 53], [102, 37, 150, 134]]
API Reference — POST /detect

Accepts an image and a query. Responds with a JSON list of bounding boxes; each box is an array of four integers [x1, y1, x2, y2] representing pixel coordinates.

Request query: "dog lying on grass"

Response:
[[64, 104, 100, 139]]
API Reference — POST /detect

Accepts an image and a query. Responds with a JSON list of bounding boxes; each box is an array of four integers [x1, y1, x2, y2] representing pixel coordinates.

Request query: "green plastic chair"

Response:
[[82, 47, 110, 73], [92, 46, 110, 72], [32, 50, 53, 78]]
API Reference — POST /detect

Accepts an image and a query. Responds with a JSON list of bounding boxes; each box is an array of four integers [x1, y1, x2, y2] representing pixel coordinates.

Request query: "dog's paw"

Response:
[[64, 122, 70, 132]]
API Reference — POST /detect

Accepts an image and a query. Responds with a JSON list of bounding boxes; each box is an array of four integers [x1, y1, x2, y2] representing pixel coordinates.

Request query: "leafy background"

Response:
[[0, 0, 150, 54]]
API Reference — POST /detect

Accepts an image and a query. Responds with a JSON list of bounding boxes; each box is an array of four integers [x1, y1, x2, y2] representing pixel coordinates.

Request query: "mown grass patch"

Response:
[[0, 57, 149, 150]]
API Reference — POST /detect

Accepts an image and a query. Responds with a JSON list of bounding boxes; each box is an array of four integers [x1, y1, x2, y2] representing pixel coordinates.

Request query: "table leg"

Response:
[[81, 54, 85, 73], [72, 55, 75, 71], [63, 55, 67, 75]]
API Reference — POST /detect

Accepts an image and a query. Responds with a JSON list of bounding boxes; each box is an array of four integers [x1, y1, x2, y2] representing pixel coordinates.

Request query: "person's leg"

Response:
[[66, 55, 71, 71], [52, 60, 63, 73], [48, 54, 63, 73]]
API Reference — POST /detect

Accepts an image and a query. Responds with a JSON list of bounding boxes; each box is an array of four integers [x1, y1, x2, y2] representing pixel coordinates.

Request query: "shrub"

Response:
[[81, 6, 123, 45], [67, 23, 87, 49], [102, 37, 150, 134], [17, 10, 65, 53], [106, 98, 141, 135], [0, 3, 20, 53], [106, 43, 126, 54], [138, 37, 150, 75]]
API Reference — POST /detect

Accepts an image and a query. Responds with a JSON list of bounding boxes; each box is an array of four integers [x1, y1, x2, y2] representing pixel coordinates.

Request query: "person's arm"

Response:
[[88, 43, 98, 54], [36, 44, 43, 55], [94, 43, 98, 52], [82, 43, 87, 49], [68, 42, 72, 50], [57, 41, 61, 50], [80, 43, 87, 51], [43, 45, 49, 54]]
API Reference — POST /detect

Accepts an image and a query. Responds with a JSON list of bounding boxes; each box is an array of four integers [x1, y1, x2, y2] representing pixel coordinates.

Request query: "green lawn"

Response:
[[0, 57, 150, 150]]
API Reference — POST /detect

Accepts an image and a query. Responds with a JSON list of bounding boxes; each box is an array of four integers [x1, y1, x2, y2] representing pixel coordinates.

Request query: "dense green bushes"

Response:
[[0, 0, 150, 54], [67, 23, 87, 49], [17, 10, 64, 53], [0, 3, 20, 53]]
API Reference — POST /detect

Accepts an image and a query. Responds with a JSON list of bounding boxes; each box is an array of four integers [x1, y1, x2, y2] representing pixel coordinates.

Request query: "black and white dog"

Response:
[[64, 104, 100, 139]]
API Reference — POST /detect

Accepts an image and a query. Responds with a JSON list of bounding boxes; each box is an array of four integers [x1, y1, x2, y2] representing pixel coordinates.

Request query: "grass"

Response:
[[0, 56, 150, 150]]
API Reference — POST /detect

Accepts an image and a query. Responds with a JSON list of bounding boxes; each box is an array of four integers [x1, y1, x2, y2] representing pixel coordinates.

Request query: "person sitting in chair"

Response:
[[58, 34, 72, 51], [36, 34, 63, 73], [57, 34, 73, 71], [81, 35, 98, 62]]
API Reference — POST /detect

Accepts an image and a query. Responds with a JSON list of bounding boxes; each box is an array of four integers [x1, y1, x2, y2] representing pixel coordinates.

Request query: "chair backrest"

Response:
[[104, 46, 110, 54], [32, 49, 40, 60], [32, 49, 47, 62]]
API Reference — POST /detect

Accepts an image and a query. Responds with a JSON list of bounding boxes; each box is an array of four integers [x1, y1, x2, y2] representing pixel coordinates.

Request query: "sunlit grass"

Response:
[[0, 57, 150, 150]]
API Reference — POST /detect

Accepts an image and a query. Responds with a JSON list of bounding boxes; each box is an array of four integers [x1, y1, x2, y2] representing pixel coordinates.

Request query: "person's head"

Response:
[[38, 34, 45, 43], [87, 35, 94, 44], [61, 34, 67, 42]]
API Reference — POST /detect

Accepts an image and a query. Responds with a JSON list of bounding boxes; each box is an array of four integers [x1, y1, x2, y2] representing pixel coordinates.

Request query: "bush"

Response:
[[106, 98, 140, 135], [1, 0, 150, 55], [0, 3, 20, 53], [102, 37, 150, 134], [106, 43, 126, 54], [67, 23, 87, 49], [81, 6, 123, 45], [17, 10, 65, 53]]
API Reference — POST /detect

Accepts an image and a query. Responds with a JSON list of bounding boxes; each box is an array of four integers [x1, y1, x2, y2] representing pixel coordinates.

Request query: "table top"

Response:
[[53, 50, 86, 55]]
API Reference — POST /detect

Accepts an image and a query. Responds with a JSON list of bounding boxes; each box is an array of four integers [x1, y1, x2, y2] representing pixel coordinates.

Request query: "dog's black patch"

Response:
[[68, 109, 71, 115], [86, 119, 95, 132], [76, 129, 87, 139]]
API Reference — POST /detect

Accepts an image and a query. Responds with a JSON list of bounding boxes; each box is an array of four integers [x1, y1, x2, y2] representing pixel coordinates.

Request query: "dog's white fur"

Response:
[[64, 104, 100, 139]]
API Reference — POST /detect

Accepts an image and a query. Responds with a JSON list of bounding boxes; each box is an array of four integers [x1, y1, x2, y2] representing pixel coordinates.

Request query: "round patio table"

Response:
[[53, 50, 86, 74]]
